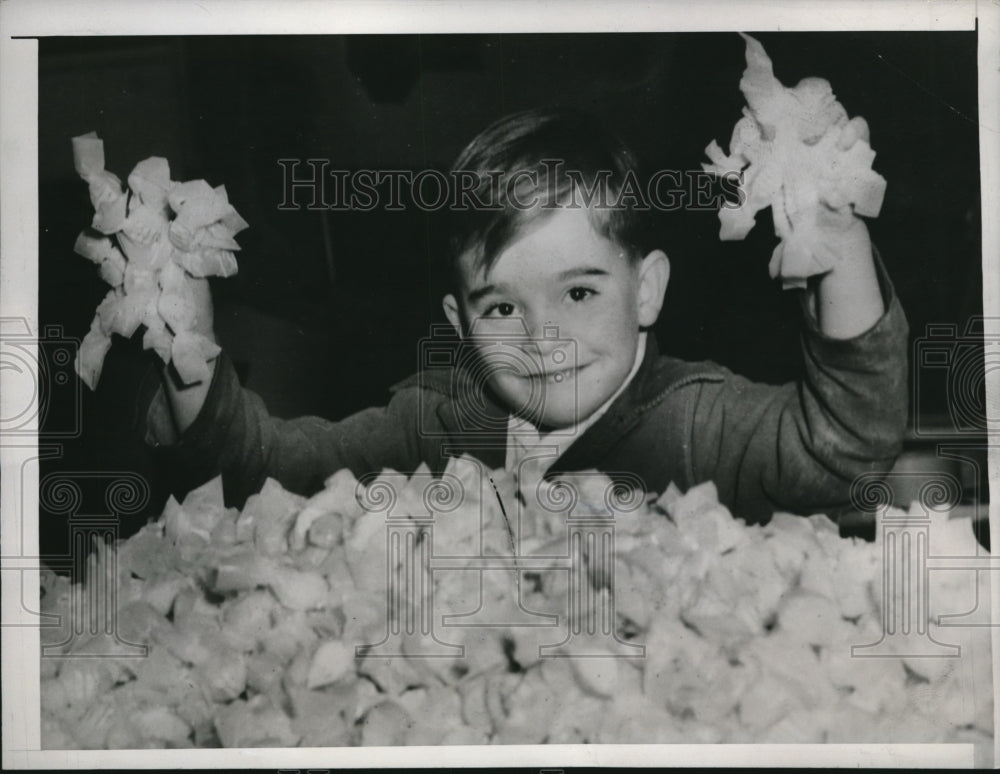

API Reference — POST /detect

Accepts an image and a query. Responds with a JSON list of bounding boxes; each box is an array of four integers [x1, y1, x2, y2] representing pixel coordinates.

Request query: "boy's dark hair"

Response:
[[446, 107, 652, 284]]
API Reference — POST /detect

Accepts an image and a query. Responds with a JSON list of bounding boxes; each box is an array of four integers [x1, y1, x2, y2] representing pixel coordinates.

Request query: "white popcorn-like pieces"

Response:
[[128, 156, 173, 214], [170, 331, 222, 386], [72, 131, 129, 236], [76, 316, 114, 391], [307, 640, 355, 689], [40, 466, 993, 750], [703, 33, 887, 289], [71, 132, 248, 389]]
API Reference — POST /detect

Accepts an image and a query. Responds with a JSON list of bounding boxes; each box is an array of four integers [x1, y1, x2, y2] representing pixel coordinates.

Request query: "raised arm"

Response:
[[153, 353, 426, 505], [687, 237, 908, 522], [143, 277, 428, 506]]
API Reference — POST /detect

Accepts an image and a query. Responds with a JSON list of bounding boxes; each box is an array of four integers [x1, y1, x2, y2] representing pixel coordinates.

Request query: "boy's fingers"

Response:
[[815, 203, 855, 230], [836, 116, 870, 151]]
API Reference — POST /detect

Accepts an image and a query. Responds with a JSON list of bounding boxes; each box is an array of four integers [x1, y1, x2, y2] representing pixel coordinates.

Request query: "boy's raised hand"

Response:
[[704, 34, 888, 328], [790, 116, 885, 340], [800, 203, 884, 340], [184, 275, 216, 344], [763, 108, 884, 288]]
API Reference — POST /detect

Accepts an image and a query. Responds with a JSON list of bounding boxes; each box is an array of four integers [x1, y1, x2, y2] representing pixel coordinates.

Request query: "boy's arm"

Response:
[[143, 353, 428, 506], [685, 100, 908, 520], [145, 279, 426, 505], [802, 206, 884, 340], [687, 229, 908, 522], [162, 276, 217, 434], [148, 351, 426, 505], [787, 116, 886, 341]]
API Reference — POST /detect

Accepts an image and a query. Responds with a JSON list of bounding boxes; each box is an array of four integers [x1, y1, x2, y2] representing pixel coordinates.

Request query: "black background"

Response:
[[37, 32, 982, 556]]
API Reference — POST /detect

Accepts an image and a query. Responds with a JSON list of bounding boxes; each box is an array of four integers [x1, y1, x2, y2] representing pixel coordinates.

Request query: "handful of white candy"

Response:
[[72, 133, 248, 389], [703, 33, 888, 289]]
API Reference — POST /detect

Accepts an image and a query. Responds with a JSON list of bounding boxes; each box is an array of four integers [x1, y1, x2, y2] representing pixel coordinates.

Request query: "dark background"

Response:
[[37, 32, 983, 556]]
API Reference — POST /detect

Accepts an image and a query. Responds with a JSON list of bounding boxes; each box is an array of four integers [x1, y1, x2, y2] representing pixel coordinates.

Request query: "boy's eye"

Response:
[[568, 287, 596, 302], [484, 301, 516, 317]]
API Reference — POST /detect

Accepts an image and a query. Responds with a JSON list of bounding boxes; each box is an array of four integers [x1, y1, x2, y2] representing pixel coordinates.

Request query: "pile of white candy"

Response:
[[40, 458, 993, 748]]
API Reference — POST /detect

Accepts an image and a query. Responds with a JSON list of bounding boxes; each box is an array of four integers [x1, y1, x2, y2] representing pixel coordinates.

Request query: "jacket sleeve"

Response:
[[135, 353, 427, 506], [687, 254, 909, 522]]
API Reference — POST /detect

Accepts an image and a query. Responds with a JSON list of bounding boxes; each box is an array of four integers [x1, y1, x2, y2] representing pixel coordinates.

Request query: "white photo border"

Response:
[[2, 0, 997, 769]]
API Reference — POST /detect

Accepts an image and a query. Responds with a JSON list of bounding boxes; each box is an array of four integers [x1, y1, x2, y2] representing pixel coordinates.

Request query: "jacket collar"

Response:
[[547, 332, 694, 474]]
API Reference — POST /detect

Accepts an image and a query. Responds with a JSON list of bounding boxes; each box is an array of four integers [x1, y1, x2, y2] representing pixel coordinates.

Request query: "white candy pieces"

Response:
[[71, 133, 248, 389], [702, 34, 887, 289]]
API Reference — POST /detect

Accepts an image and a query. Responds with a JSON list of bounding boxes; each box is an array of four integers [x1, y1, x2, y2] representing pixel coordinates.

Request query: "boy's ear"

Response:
[[442, 293, 464, 338], [637, 249, 670, 328]]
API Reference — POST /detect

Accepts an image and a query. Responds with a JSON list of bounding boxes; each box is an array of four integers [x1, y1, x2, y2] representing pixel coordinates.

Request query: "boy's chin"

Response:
[[523, 400, 601, 432], [492, 371, 628, 431], [497, 382, 615, 432]]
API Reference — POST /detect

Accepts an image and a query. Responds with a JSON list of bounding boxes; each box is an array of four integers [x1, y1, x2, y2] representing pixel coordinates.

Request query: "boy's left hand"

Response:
[[808, 200, 873, 268], [770, 114, 886, 340], [768, 115, 879, 286], [808, 114, 878, 252], [802, 203, 884, 340]]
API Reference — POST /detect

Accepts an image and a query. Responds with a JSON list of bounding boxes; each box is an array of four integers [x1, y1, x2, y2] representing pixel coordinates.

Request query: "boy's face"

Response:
[[443, 207, 669, 430]]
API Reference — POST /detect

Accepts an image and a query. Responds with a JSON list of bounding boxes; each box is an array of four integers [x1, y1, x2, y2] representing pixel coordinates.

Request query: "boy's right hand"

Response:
[[163, 275, 218, 435]]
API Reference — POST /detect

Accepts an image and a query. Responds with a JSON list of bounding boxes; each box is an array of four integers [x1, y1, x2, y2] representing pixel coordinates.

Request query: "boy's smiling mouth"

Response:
[[522, 362, 589, 384]]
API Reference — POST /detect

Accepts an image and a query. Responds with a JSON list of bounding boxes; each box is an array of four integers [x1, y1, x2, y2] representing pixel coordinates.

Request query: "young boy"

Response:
[[140, 108, 908, 524]]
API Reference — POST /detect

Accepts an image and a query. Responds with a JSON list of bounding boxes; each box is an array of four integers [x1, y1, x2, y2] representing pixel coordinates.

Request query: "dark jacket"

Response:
[[139, 268, 908, 523]]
